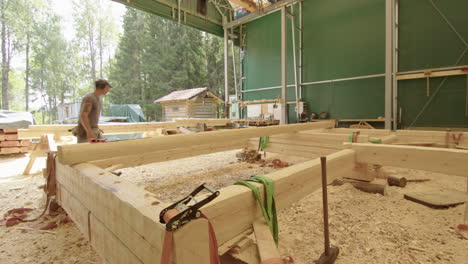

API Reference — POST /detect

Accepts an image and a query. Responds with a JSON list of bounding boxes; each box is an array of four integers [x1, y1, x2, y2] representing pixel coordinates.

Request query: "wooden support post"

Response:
[[253, 219, 281, 264], [23, 134, 56, 175]]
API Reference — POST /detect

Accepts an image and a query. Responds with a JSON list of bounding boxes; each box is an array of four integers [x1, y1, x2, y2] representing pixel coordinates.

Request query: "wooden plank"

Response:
[[404, 189, 468, 209], [58, 186, 90, 239], [174, 118, 231, 127], [253, 219, 280, 263], [0, 147, 21, 154], [348, 143, 468, 177], [201, 149, 358, 246], [396, 130, 468, 144], [5, 134, 18, 140], [0, 134, 4, 141], [58, 122, 335, 165], [260, 144, 339, 157], [380, 135, 398, 144], [0, 140, 20, 147], [318, 128, 393, 136], [90, 214, 144, 264], [18, 122, 180, 139], [397, 69, 468, 80], [277, 132, 369, 144], [1, 128, 18, 133], [89, 140, 249, 169]]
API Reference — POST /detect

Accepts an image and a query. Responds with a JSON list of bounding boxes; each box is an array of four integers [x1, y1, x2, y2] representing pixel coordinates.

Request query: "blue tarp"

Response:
[[0, 110, 35, 129], [108, 104, 146, 123]]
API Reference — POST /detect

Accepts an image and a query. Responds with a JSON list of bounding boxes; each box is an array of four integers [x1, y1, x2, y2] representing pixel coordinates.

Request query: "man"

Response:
[[75, 79, 111, 143]]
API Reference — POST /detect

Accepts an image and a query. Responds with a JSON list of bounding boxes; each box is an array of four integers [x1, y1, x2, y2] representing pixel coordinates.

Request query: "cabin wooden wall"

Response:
[[189, 98, 218, 119], [161, 103, 188, 121]]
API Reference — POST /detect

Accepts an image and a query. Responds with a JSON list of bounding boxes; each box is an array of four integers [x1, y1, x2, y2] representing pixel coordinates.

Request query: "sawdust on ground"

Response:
[[0, 150, 467, 264]]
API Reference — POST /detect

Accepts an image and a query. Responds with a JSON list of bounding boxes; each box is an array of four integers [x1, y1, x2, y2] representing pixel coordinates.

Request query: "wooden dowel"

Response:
[[387, 176, 407, 187]]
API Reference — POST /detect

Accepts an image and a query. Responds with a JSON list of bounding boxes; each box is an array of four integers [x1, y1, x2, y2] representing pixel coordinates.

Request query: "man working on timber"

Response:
[[74, 79, 111, 143]]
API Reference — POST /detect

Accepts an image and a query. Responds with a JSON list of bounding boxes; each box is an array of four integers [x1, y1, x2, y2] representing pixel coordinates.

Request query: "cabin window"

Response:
[[172, 106, 179, 111]]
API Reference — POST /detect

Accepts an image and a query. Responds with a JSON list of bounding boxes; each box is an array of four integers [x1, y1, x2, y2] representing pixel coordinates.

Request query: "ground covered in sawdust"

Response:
[[0, 154, 100, 264], [0, 150, 467, 264]]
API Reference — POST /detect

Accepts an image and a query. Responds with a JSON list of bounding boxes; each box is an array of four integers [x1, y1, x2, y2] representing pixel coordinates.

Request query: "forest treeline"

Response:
[[1, 0, 236, 123]]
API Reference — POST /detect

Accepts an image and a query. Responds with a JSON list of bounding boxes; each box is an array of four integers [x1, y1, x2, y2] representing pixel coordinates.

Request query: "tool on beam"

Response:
[[159, 183, 219, 231], [317, 156, 339, 264], [159, 184, 220, 264]]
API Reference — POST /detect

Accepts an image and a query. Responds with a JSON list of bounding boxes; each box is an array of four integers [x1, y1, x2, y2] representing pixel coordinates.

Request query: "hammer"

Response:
[[317, 156, 339, 264]]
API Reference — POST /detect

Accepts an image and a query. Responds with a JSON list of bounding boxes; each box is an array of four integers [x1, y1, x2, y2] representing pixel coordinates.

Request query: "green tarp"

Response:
[[108, 104, 146, 123]]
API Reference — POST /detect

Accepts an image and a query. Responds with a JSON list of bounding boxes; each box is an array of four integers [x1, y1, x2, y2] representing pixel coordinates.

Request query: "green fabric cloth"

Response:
[[259, 136, 269, 150], [234, 174, 279, 245], [108, 104, 146, 122]]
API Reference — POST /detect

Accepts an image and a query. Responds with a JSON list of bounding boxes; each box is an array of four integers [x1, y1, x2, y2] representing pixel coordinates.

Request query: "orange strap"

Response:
[[160, 210, 219, 264]]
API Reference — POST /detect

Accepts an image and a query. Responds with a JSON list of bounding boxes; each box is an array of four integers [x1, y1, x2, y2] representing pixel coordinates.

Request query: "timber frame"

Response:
[[52, 122, 468, 263]]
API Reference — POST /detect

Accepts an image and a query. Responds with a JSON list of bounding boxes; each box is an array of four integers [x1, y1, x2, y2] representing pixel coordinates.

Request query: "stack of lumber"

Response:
[[0, 128, 30, 154]]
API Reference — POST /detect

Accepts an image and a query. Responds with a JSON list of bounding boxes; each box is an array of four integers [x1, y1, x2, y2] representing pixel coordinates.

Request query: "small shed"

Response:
[[154, 87, 223, 121]]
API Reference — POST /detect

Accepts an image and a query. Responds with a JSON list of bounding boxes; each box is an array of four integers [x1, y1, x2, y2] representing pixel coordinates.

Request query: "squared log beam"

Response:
[[348, 143, 468, 177], [56, 148, 357, 263], [89, 140, 249, 169], [201, 149, 358, 246], [58, 122, 335, 165]]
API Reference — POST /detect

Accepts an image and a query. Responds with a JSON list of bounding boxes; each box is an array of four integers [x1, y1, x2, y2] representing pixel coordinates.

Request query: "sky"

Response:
[[22, 0, 126, 110], [50, 0, 126, 41]]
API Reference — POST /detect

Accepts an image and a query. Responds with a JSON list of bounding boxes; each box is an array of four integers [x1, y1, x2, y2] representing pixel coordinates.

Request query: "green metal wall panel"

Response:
[[302, 0, 385, 81], [243, 0, 385, 122], [399, 0, 468, 71], [243, 11, 296, 91], [398, 0, 468, 128], [302, 77, 385, 119], [399, 76, 467, 128]]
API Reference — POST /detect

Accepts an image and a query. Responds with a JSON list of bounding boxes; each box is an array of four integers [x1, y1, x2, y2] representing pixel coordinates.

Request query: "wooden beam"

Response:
[[174, 118, 231, 127], [380, 134, 398, 144], [58, 122, 335, 165], [202, 149, 358, 246], [18, 122, 179, 139], [348, 143, 468, 177], [19, 120, 232, 139], [89, 140, 249, 169], [57, 147, 358, 263], [229, 0, 257, 13], [396, 69, 468, 81]]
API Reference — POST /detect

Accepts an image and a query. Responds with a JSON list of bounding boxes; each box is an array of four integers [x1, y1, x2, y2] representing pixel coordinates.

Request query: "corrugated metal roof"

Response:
[[154, 87, 209, 103]]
